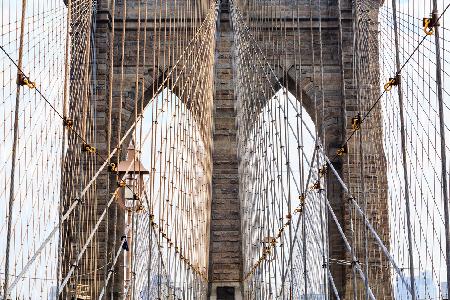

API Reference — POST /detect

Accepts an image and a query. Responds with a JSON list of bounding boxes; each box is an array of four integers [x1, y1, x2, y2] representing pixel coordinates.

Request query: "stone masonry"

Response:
[[64, 0, 392, 298], [208, 0, 243, 297]]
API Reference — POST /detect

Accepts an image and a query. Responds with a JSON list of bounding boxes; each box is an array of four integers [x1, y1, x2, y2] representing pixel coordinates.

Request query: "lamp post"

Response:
[[117, 147, 149, 299]]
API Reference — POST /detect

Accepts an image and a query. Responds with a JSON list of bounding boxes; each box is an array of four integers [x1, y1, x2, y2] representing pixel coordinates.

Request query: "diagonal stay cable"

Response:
[[334, 2, 450, 161], [320, 145, 415, 297], [3, 6, 218, 293]]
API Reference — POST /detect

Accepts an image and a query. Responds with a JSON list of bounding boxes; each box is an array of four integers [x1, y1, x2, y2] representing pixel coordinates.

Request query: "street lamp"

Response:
[[117, 147, 149, 298]]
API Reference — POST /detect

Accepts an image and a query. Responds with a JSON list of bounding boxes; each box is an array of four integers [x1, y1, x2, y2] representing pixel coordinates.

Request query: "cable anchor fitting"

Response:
[[118, 180, 126, 188], [336, 145, 347, 156], [351, 113, 362, 131], [319, 165, 328, 177], [299, 194, 305, 202], [135, 203, 145, 213], [81, 143, 96, 154], [17, 74, 36, 89], [63, 117, 74, 129], [384, 74, 400, 92], [423, 12, 439, 36], [108, 163, 117, 173]]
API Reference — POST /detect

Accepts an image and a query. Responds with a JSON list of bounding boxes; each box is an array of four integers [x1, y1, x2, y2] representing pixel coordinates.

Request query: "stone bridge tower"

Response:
[[63, 0, 391, 298]]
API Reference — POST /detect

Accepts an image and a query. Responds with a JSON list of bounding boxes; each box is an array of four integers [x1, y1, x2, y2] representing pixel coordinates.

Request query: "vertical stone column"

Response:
[[208, 0, 243, 298], [93, 2, 127, 297]]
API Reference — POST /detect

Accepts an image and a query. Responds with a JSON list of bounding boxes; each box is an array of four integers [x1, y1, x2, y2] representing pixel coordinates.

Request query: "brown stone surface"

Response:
[[66, 0, 392, 298], [208, 0, 243, 284]]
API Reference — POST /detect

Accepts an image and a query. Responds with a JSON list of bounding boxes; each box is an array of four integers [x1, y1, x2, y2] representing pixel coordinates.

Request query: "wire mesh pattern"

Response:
[[1, 0, 67, 298], [0, 0, 450, 299], [1, 0, 216, 298]]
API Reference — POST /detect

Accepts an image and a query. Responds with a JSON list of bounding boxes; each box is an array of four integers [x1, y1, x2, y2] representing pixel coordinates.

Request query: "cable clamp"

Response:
[[118, 180, 126, 188], [17, 74, 36, 89], [319, 165, 328, 177], [351, 113, 362, 131], [299, 193, 305, 204], [336, 145, 347, 156], [81, 143, 96, 154], [384, 74, 400, 91], [277, 228, 284, 237], [135, 203, 145, 213], [351, 259, 360, 267], [75, 198, 84, 205], [423, 12, 439, 35], [311, 180, 321, 191], [63, 117, 74, 129], [71, 263, 79, 269], [108, 163, 117, 173]]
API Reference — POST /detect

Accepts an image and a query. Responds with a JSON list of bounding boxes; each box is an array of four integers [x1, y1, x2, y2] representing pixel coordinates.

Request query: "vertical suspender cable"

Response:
[[336, 0, 348, 298], [351, 3, 360, 298], [111, 0, 127, 296], [56, 0, 73, 296], [317, 0, 329, 296], [391, 0, 416, 298], [80, 0, 93, 139], [105, 0, 116, 294], [306, 0, 317, 297], [358, 60, 369, 300], [353, 2, 369, 298], [431, 1, 450, 298], [3, 0, 27, 297]]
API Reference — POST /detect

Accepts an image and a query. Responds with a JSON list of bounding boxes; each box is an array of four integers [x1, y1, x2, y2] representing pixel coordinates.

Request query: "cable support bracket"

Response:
[[351, 259, 361, 268], [311, 181, 324, 193], [384, 74, 401, 91], [423, 11, 440, 35], [108, 163, 117, 173], [63, 117, 74, 129], [17, 73, 36, 89], [351, 113, 362, 131], [336, 144, 348, 156], [319, 165, 328, 177], [117, 180, 126, 188], [75, 198, 84, 205], [81, 143, 96, 154], [70, 263, 79, 269]]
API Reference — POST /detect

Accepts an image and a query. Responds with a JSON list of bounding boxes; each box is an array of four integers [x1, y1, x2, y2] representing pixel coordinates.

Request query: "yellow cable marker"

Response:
[[82, 143, 96, 154], [108, 163, 117, 173], [118, 180, 126, 188], [17, 74, 36, 89], [336, 146, 347, 156], [423, 18, 434, 35], [384, 74, 400, 92], [384, 78, 395, 91], [351, 114, 362, 131], [63, 117, 74, 129]]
